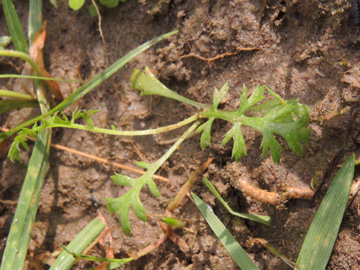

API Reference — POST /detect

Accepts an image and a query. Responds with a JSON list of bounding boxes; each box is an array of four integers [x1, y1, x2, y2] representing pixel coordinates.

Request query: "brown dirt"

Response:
[[1, 0, 360, 269]]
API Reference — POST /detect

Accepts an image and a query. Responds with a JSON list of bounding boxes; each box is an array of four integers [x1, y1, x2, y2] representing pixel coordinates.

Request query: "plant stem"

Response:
[[51, 114, 199, 136], [0, 50, 40, 75], [150, 121, 201, 172], [0, 89, 36, 100], [0, 74, 80, 82]]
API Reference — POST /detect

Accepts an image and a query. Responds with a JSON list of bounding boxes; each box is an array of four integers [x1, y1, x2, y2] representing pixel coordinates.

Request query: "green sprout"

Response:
[[131, 67, 311, 163]]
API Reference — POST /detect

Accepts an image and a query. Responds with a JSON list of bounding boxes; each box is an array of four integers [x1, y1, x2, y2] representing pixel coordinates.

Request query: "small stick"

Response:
[[0, 127, 169, 182], [180, 47, 261, 62]]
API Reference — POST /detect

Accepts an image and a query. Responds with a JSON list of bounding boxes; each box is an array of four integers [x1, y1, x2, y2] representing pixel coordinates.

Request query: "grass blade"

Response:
[[191, 193, 259, 270], [0, 30, 178, 143], [49, 218, 106, 270], [0, 3, 53, 269], [0, 89, 36, 100], [202, 176, 271, 226], [0, 99, 39, 113], [0, 128, 51, 270], [28, 0, 42, 44], [296, 154, 355, 270], [2, 0, 28, 53]]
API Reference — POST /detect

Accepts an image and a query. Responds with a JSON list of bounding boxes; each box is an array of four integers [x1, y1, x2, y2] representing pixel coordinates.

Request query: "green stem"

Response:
[[0, 89, 36, 100], [0, 50, 40, 75], [0, 74, 80, 82], [150, 121, 200, 172], [0, 30, 178, 143], [51, 114, 199, 136]]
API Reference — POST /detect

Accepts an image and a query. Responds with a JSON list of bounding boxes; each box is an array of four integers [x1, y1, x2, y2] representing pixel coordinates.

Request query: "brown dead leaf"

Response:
[[29, 21, 62, 100]]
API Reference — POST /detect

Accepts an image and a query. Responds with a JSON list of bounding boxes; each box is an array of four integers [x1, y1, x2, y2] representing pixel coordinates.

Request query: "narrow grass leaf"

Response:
[[0, 128, 51, 270], [202, 177, 271, 226], [28, 0, 42, 44], [191, 193, 259, 270], [296, 154, 355, 270], [0, 89, 36, 100], [0, 30, 178, 142], [2, 0, 28, 53], [0, 100, 39, 114], [49, 218, 106, 270]]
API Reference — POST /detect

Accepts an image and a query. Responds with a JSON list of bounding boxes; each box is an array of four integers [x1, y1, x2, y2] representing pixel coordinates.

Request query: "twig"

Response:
[[180, 47, 261, 62], [0, 127, 169, 182]]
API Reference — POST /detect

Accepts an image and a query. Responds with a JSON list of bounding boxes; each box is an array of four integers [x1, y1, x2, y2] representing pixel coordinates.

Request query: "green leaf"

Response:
[[110, 174, 132, 186], [162, 217, 186, 228], [222, 123, 247, 161], [0, 99, 39, 114], [136, 161, 150, 169], [49, 0, 58, 8], [131, 67, 207, 109], [212, 82, 228, 110], [49, 218, 106, 270], [296, 154, 355, 270], [2, 0, 29, 53], [61, 245, 133, 264], [99, 0, 120, 8], [88, 4, 98, 17], [0, 36, 12, 49], [191, 193, 259, 270], [202, 177, 271, 226], [1, 128, 51, 270], [238, 84, 264, 115], [69, 0, 85, 10], [106, 122, 199, 235], [197, 118, 215, 150], [28, 0, 42, 44]]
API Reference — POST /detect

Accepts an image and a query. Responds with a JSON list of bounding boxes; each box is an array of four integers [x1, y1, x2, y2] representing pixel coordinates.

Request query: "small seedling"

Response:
[[7, 64, 311, 234]]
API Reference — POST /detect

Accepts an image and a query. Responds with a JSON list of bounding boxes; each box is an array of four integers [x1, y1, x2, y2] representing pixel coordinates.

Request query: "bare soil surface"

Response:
[[1, 0, 360, 269]]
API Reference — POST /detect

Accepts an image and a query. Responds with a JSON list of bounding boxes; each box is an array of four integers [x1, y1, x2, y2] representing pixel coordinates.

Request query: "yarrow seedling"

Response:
[[8, 66, 311, 234]]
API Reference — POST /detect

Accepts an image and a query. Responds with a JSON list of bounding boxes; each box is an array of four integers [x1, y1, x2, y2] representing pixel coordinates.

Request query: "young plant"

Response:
[[7, 64, 311, 235], [131, 67, 311, 162], [106, 121, 200, 234]]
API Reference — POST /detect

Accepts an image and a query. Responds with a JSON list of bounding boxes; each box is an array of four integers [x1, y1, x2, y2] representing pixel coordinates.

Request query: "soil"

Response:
[[1, 0, 360, 269]]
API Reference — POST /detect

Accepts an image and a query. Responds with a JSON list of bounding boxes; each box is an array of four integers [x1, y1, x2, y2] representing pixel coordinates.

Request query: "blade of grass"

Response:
[[2, 0, 28, 53], [0, 128, 51, 270], [296, 154, 355, 270], [0, 4, 53, 270], [0, 89, 36, 100], [191, 193, 259, 270], [0, 99, 39, 113], [28, 0, 42, 44], [49, 218, 106, 270], [0, 30, 178, 143], [0, 74, 80, 82], [202, 177, 271, 226]]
